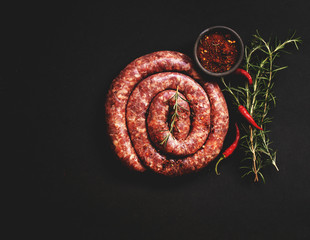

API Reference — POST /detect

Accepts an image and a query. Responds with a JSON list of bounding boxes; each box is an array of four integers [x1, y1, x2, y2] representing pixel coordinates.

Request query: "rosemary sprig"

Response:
[[222, 30, 301, 182], [160, 87, 189, 146]]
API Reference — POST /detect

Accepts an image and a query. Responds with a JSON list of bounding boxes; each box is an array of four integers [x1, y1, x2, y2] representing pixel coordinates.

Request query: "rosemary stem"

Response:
[[245, 45, 261, 181], [249, 125, 259, 182], [221, 77, 239, 104]]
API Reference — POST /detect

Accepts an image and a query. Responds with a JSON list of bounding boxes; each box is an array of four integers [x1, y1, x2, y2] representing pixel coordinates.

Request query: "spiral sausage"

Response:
[[105, 51, 229, 176]]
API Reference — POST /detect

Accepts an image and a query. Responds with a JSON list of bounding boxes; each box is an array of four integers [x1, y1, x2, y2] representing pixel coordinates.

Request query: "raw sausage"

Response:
[[105, 51, 229, 176]]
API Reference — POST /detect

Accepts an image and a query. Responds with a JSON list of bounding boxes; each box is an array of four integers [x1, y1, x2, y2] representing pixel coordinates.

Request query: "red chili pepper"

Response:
[[215, 123, 240, 175], [235, 68, 253, 85], [238, 105, 263, 131]]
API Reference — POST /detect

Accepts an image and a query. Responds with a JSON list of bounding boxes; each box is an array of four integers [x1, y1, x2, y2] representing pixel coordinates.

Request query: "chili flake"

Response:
[[197, 32, 238, 73]]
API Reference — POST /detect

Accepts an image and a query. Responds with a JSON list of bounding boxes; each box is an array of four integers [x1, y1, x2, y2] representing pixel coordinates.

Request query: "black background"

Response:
[[2, 1, 310, 239]]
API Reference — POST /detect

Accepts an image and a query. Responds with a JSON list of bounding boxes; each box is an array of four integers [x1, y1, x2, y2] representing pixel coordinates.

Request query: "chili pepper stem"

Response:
[[215, 155, 225, 175]]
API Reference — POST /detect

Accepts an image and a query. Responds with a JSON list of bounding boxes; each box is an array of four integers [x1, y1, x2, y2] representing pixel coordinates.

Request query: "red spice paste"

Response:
[[197, 32, 238, 73]]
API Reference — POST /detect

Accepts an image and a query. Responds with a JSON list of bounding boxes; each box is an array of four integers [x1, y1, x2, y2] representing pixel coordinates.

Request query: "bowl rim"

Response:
[[193, 25, 244, 77]]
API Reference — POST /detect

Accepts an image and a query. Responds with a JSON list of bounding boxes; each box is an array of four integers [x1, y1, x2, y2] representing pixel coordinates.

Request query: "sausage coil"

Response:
[[105, 51, 229, 176]]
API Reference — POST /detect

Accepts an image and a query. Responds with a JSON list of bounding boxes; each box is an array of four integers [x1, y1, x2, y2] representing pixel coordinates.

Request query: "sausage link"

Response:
[[105, 51, 229, 175]]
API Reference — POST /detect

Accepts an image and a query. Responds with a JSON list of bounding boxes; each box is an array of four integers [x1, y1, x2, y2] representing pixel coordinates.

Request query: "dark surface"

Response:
[[2, 1, 310, 239]]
